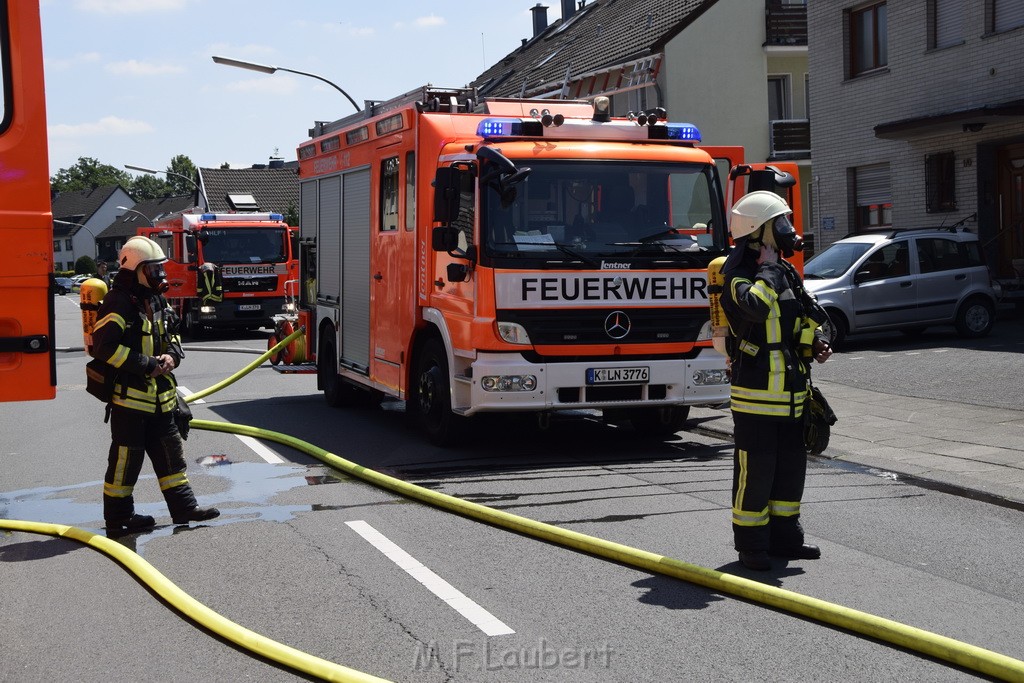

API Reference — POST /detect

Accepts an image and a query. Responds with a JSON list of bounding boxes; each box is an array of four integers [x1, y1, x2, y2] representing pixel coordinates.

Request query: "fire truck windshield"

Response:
[[481, 160, 727, 265], [200, 228, 288, 264]]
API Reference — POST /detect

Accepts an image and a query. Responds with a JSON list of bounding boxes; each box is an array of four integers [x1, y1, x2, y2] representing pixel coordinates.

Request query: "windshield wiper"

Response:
[[488, 241, 601, 268]]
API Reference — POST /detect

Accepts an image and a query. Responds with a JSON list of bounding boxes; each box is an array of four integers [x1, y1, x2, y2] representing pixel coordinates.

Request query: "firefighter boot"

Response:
[[738, 551, 771, 571], [105, 514, 156, 533], [163, 481, 220, 525], [171, 506, 220, 525], [768, 516, 821, 560]]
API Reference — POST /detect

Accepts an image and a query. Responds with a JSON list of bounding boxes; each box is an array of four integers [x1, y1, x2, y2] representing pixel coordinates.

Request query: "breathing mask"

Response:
[[139, 261, 169, 293]]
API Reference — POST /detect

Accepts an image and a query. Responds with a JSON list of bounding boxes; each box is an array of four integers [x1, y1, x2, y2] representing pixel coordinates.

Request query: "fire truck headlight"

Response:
[[283, 302, 297, 312], [496, 321, 531, 345], [481, 375, 538, 392], [200, 305, 216, 314], [693, 369, 730, 385], [696, 320, 713, 341]]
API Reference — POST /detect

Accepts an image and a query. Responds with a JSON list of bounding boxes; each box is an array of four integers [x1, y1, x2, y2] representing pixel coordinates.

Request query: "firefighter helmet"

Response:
[[118, 236, 167, 270], [730, 190, 792, 240]]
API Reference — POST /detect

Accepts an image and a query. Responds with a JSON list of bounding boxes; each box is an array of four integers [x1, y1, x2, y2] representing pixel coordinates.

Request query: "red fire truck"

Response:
[[291, 86, 802, 444], [138, 211, 299, 335]]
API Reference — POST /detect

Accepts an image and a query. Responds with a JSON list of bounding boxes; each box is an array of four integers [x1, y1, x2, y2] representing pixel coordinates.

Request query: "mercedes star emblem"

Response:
[[604, 311, 631, 340]]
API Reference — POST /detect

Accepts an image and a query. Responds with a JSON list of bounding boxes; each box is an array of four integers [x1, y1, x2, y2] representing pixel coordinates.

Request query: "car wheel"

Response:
[[954, 297, 994, 338], [820, 309, 848, 348]]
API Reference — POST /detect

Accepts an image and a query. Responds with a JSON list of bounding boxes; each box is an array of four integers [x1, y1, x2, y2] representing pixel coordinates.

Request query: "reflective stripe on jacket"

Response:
[[721, 250, 816, 420], [90, 279, 182, 414]]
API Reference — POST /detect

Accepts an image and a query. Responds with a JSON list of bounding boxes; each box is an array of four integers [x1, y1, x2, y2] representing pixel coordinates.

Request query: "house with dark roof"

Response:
[[472, 0, 812, 236], [197, 160, 299, 218], [96, 195, 196, 264], [50, 185, 133, 272]]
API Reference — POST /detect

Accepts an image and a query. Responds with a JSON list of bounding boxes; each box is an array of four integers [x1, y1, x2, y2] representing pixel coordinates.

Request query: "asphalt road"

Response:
[[1, 294, 1022, 682]]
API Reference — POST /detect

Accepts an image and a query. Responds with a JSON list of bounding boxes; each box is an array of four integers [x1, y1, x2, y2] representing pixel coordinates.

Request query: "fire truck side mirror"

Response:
[[433, 167, 461, 223]]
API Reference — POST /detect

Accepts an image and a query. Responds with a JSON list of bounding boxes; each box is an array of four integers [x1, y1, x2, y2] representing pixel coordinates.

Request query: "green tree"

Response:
[[131, 173, 174, 200], [167, 154, 198, 196], [283, 200, 299, 227], [74, 255, 97, 275], [50, 157, 132, 194]]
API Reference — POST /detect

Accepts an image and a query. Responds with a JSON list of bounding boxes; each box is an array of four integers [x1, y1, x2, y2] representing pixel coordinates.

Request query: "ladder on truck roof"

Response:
[[309, 85, 477, 138]]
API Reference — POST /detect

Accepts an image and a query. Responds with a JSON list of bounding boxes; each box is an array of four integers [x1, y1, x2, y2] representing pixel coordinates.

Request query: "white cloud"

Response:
[[322, 23, 375, 38], [414, 14, 446, 28], [105, 60, 185, 76], [48, 116, 154, 138], [395, 15, 447, 30], [223, 76, 299, 95], [44, 52, 101, 72], [74, 0, 186, 13]]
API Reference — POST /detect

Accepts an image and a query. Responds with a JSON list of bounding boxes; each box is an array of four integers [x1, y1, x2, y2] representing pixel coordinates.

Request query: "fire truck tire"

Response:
[[319, 340, 345, 407], [268, 335, 281, 366], [628, 405, 690, 436], [184, 310, 203, 339], [413, 339, 460, 446]]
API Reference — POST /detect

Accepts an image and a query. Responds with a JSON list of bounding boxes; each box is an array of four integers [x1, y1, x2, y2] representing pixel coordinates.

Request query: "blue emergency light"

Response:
[[664, 123, 702, 142], [477, 118, 544, 139]]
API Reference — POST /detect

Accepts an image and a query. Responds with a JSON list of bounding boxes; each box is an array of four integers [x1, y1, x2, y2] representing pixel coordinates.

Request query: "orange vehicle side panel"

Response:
[[0, 0, 55, 401]]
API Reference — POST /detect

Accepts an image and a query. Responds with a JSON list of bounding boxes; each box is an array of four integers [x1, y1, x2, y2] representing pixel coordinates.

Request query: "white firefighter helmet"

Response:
[[729, 190, 792, 240], [118, 235, 167, 271]]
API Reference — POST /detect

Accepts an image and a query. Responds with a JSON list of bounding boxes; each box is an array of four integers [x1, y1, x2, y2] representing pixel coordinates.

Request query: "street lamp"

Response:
[[116, 205, 152, 226], [124, 164, 210, 209], [211, 55, 360, 112]]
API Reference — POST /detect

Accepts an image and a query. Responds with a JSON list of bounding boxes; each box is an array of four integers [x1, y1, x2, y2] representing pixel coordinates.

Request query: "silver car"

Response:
[[803, 228, 997, 346]]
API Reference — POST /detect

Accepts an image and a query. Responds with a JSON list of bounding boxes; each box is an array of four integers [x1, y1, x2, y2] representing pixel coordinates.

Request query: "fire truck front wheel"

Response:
[[412, 339, 460, 446], [627, 406, 691, 437]]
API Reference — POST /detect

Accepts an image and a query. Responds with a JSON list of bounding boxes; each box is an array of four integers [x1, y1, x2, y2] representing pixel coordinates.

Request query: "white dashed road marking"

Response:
[[177, 387, 282, 463], [346, 520, 516, 637]]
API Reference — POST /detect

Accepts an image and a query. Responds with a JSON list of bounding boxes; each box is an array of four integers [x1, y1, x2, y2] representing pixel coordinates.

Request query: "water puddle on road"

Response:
[[0, 460, 404, 556]]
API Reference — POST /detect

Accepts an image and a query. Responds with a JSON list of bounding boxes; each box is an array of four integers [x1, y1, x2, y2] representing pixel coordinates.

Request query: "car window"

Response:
[[855, 242, 905, 282], [804, 241, 872, 279], [916, 237, 962, 273], [960, 240, 984, 267]]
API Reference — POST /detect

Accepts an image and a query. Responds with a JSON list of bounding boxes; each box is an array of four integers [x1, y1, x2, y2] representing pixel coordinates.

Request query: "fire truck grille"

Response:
[[223, 275, 279, 293], [497, 308, 707, 345]]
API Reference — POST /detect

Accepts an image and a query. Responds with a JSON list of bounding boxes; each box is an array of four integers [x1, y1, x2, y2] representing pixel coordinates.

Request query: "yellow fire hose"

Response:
[[3, 327, 1024, 682]]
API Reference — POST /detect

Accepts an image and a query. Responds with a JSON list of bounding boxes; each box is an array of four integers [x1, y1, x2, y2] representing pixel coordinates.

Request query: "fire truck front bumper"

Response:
[[197, 297, 287, 327], [459, 348, 730, 416]]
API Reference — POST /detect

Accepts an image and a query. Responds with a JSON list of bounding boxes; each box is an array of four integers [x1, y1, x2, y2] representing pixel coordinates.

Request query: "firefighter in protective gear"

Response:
[[91, 236, 220, 532], [721, 191, 831, 571]]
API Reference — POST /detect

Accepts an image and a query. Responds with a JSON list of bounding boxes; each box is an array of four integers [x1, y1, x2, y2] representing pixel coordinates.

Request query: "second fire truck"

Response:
[[292, 86, 802, 444], [138, 211, 299, 334]]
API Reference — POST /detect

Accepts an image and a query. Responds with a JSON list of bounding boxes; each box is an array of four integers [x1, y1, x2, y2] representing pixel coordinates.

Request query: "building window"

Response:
[[767, 75, 791, 121], [65, 238, 73, 250], [925, 152, 956, 212], [929, 0, 964, 49], [405, 151, 416, 231], [849, 2, 888, 77], [989, 0, 1024, 33], [54, 240, 61, 252], [852, 163, 892, 231], [379, 156, 399, 232]]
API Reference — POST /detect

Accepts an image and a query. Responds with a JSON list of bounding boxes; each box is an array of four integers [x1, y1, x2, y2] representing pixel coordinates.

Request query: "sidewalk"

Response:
[[688, 380, 1024, 507]]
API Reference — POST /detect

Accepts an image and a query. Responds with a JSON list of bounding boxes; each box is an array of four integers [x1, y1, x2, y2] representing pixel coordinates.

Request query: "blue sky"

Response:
[[40, 0, 544, 179]]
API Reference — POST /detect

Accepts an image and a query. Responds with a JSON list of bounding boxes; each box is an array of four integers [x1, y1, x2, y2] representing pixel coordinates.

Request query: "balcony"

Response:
[[769, 119, 811, 160], [765, 1, 807, 47]]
